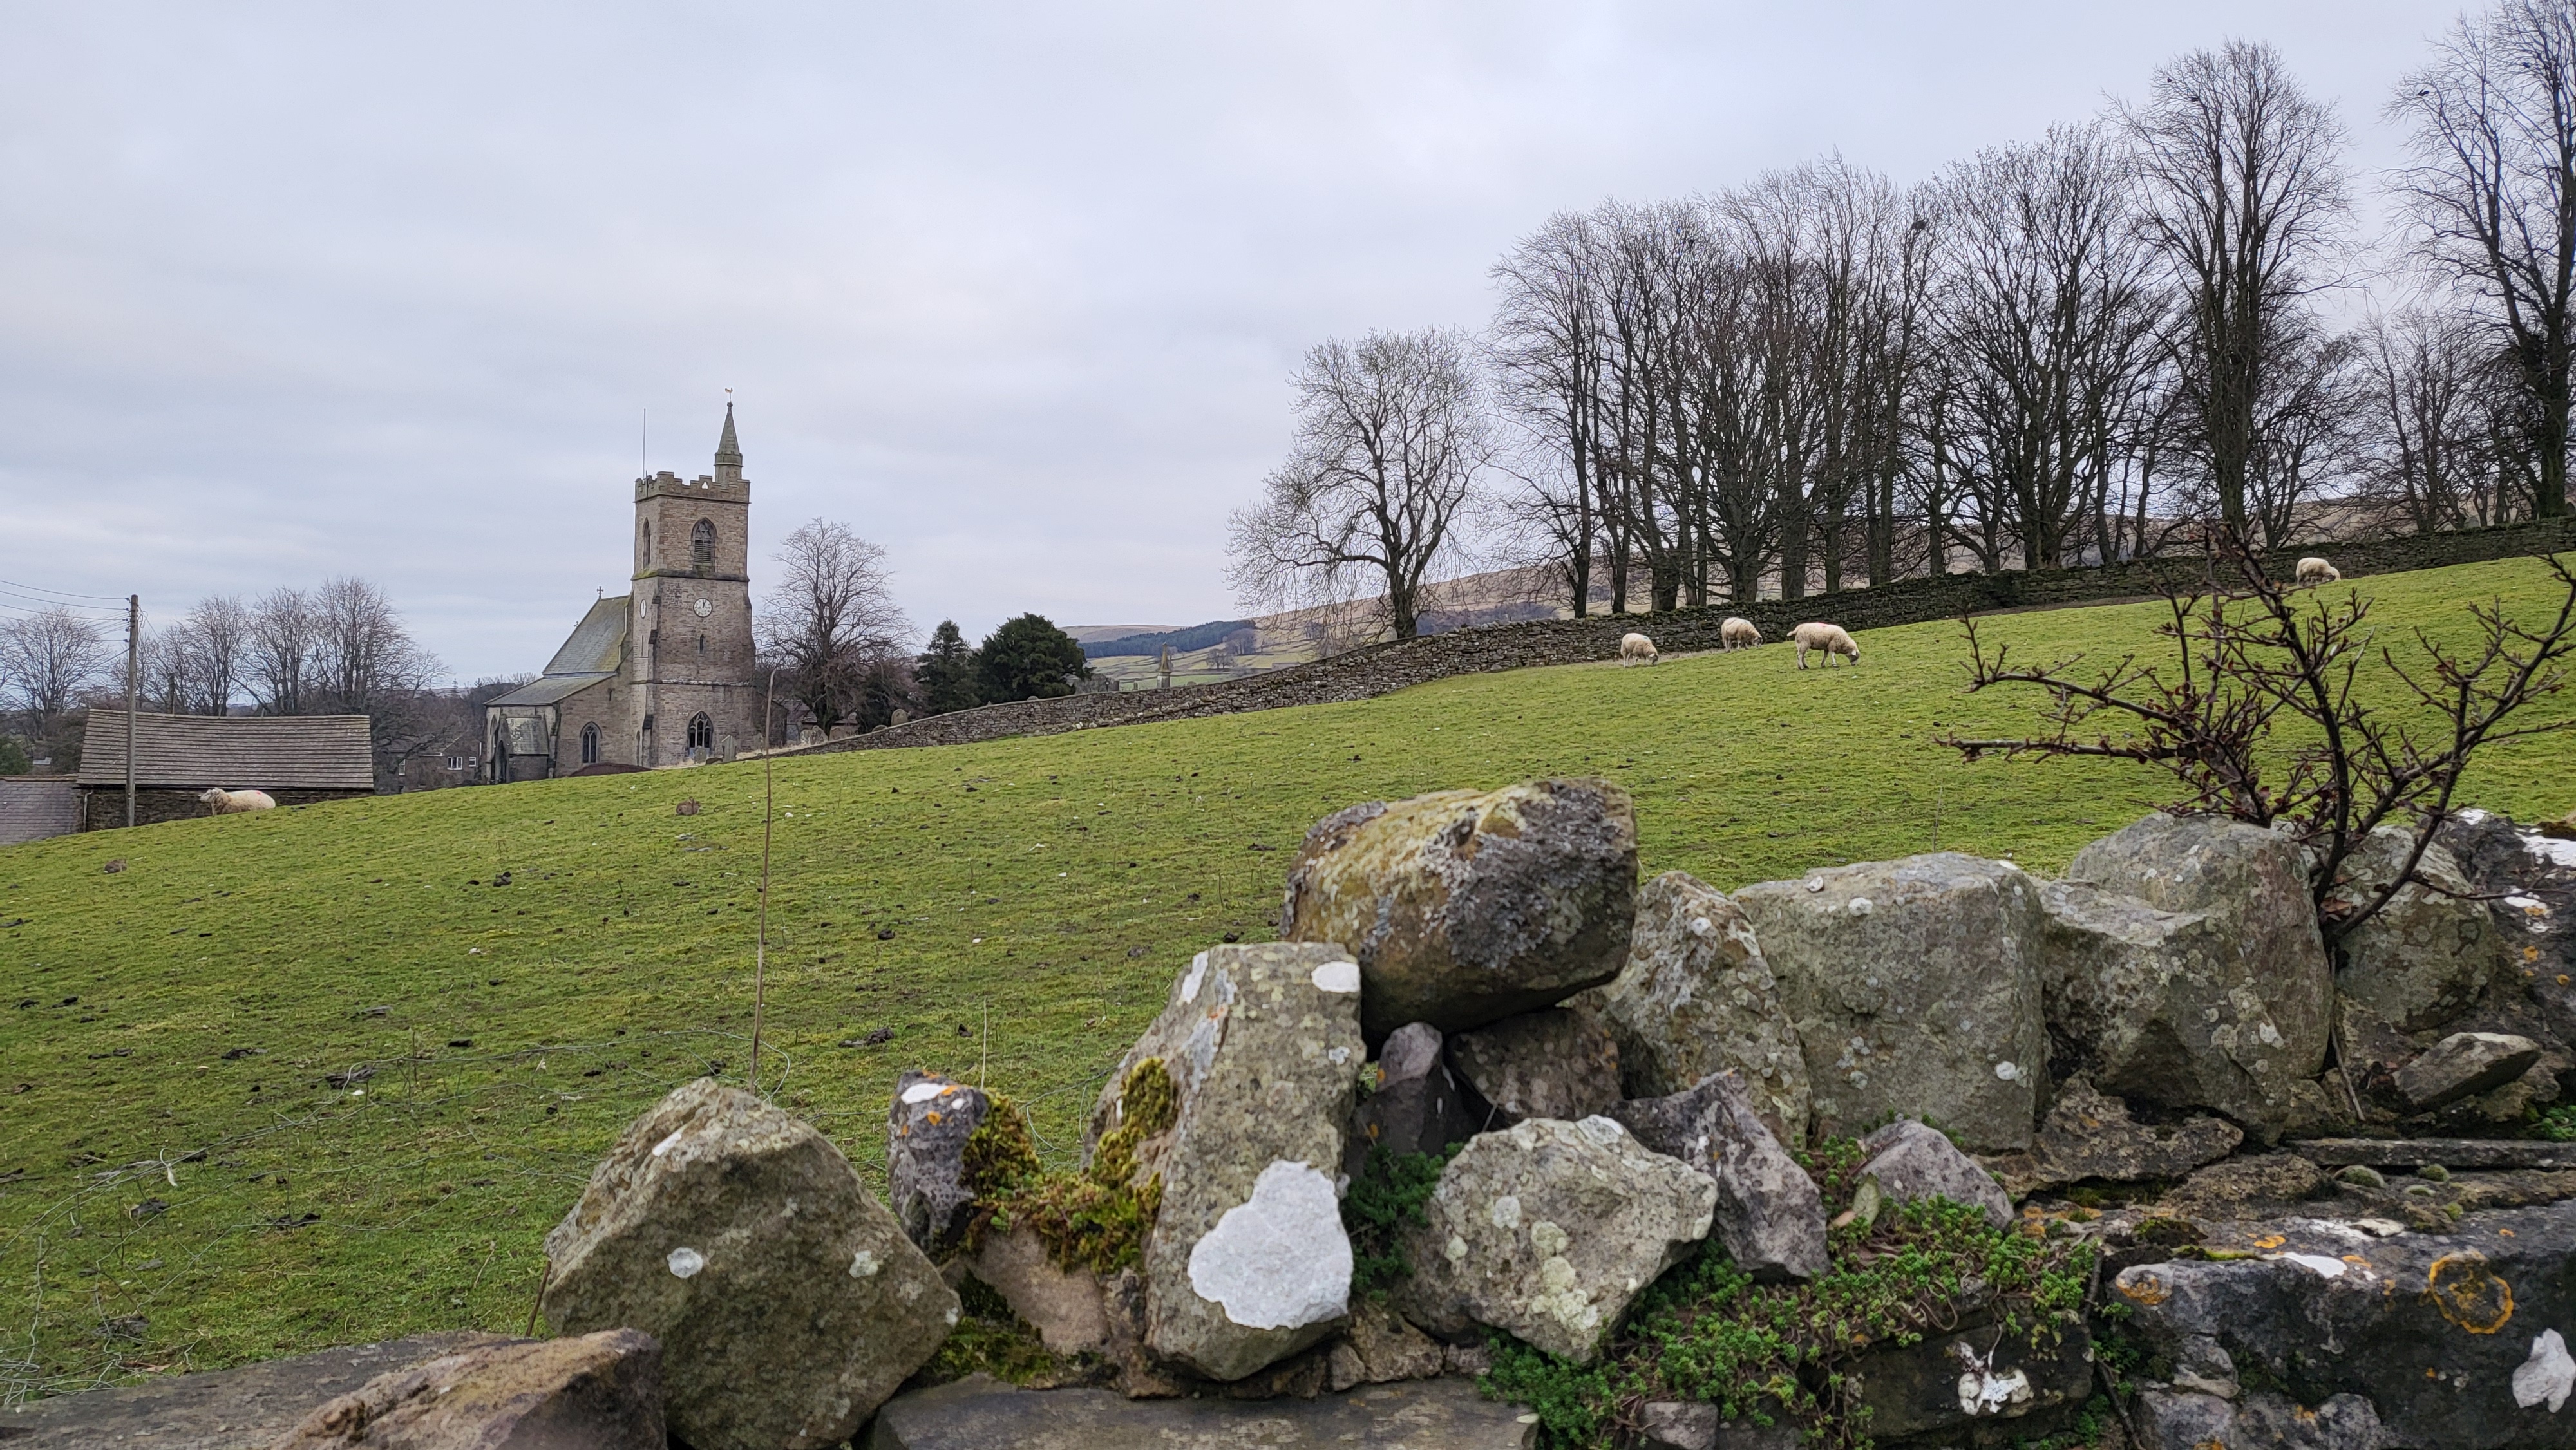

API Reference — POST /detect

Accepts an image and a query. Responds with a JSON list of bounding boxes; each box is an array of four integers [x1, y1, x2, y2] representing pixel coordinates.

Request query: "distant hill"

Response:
[[1061, 623, 1184, 644], [1080, 619, 1257, 658]]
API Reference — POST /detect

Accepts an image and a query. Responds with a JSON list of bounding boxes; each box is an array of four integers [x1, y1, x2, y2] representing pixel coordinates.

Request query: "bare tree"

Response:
[[311, 576, 438, 718], [2391, 1, 2576, 518], [2359, 307, 2522, 532], [247, 587, 317, 716], [757, 518, 911, 733], [0, 607, 110, 738], [1490, 211, 1608, 616], [1229, 328, 1492, 639], [176, 594, 251, 715], [2126, 40, 2353, 539]]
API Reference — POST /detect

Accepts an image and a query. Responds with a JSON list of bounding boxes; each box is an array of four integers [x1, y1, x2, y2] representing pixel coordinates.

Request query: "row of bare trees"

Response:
[[1234, 11, 2576, 635]]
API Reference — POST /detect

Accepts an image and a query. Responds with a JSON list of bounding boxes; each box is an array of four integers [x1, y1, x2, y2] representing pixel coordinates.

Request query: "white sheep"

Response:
[[2295, 556, 2340, 587], [1721, 617, 1761, 650], [200, 787, 277, 816], [1791, 622, 1859, 670], [1619, 632, 1659, 666]]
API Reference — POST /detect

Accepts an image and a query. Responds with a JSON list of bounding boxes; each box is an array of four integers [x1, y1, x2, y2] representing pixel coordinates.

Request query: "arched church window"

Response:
[[640, 520, 651, 560], [691, 519, 715, 570], [687, 713, 714, 751], [580, 723, 601, 765]]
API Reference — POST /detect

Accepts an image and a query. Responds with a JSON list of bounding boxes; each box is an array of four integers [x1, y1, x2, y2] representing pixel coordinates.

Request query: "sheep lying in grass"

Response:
[[1791, 622, 1859, 669], [2296, 556, 2341, 587], [1721, 617, 1761, 650], [1620, 632, 1659, 666], [200, 787, 277, 816]]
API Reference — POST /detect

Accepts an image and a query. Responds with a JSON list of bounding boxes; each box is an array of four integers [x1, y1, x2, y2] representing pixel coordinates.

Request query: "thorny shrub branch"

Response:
[[1937, 537, 2576, 948]]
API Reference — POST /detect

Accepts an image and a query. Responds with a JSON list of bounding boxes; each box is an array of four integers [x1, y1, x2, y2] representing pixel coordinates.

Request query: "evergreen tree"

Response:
[[976, 614, 1092, 702], [914, 619, 982, 715]]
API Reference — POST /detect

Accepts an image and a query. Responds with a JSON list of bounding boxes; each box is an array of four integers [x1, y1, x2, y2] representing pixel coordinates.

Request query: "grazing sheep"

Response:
[[2295, 556, 2340, 587], [1721, 616, 1762, 650], [200, 787, 276, 816], [1791, 622, 1859, 670], [1619, 632, 1659, 666]]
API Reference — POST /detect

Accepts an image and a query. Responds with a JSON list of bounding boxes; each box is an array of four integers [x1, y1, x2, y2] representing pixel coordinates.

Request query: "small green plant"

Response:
[[1341, 1143, 1459, 1298], [915, 1276, 1068, 1387], [970, 1059, 1178, 1274], [1479, 1138, 2098, 1450], [2535, 1105, 2576, 1142]]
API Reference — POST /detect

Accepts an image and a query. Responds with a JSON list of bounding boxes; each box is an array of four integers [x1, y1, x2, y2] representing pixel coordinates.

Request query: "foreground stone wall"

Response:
[[780, 516, 2576, 758]]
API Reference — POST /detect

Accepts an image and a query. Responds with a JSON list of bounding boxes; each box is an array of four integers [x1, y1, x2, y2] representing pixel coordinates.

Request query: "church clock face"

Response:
[[693, 598, 713, 618]]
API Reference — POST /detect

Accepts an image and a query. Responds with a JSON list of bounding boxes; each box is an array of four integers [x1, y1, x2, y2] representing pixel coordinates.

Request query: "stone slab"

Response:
[[864, 1373, 1537, 1449], [2290, 1139, 2576, 1171], [0, 1333, 498, 1449]]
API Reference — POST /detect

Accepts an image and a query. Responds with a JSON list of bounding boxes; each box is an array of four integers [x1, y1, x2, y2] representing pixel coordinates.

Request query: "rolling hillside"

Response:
[[4, 556, 2573, 1397]]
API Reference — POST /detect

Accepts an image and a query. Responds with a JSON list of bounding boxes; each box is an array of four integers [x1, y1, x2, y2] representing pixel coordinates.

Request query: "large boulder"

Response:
[[887, 1069, 992, 1252], [2332, 827, 2512, 1031], [540, 1079, 957, 1450], [1086, 943, 1367, 1382], [1607, 1070, 1827, 1281], [1985, 1078, 2242, 1197], [272, 1330, 664, 1450], [1845, 1319, 2095, 1445], [1448, 1009, 1622, 1127], [2057, 813, 2334, 1135], [2038, 878, 2325, 1140], [1396, 1116, 1714, 1363], [2441, 810, 2576, 1045], [1578, 871, 1811, 1140], [2397, 1031, 2545, 1111], [1280, 778, 1638, 1041], [2112, 1197, 2576, 1448], [1345, 1022, 1475, 1174], [1734, 854, 2047, 1153]]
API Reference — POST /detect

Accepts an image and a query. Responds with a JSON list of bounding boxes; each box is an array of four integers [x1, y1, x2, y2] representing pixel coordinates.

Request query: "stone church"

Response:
[[484, 406, 760, 781]]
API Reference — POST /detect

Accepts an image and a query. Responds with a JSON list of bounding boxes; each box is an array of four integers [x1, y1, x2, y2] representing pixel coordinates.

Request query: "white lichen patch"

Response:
[[1848, 898, 1874, 916], [1994, 1061, 2022, 1082], [1489, 1196, 1523, 1230], [1951, 1341, 2033, 1416], [667, 1246, 706, 1279], [650, 1129, 687, 1158], [2271, 1252, 2347, 1279], [2515, 1327, 2574, 1412], [1310, 959, 1361, 993], [1526, 1255, 1602, 1340], [1529, 1220, 1570, 1257], [899, 1080, 947, 1106], [1575, 1116, 1627, 1145], [1186, 1159, 1353, 1331], [849, 1248, 881, 1278], [1181, 952, 1208, 1004]]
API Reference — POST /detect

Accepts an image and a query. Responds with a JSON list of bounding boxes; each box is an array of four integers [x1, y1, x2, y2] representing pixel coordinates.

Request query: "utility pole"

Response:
[[124, 594, 139, 828]]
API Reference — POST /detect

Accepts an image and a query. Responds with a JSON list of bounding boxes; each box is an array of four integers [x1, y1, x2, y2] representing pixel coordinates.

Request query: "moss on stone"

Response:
[[970, 1059, 1177, 1275]]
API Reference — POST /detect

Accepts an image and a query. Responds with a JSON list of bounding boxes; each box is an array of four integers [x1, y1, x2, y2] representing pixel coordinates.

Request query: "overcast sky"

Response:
[[0, 1, 2467, 681]]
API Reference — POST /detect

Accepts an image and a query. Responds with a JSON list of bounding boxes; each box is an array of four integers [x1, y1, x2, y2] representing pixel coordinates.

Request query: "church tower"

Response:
[[627, 404, 757, 765]]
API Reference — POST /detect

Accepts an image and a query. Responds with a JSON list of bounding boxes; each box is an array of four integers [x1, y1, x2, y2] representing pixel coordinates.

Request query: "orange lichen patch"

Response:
[[925, 1111, 943, 1125], [2343, 1255, 2371, 1266], [2254, 1234, 2286, 1250], [2501, 1229, 2517, 1238], [2119, 1272, 2171, 1306], [2425, 1252, 2515, 1334]]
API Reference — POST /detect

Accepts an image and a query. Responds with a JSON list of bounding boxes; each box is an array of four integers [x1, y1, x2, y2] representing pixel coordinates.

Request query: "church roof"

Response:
[[77, 711, 375, 790], [544, 596, 630, 675], [486, 597, 628, 709]]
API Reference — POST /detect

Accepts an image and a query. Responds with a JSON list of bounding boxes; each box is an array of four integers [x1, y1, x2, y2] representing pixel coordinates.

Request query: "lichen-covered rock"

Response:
[[2113, 1197, 2576, 1449], [1856, 1120, 2011, 1229], [2397, 1031, 2544, 1111], [1984, 1078, 2241, 1196], [887, 1069, 991, 1252], [272, 1330, 664, 1450], [2133, 1388, 2389, 1450], [1088, 943, 1367, 1382], [1448, 1009, 1621, 1127], [1345, 1022, 1474, 1174], [1609, 1071, 1826, 1281], [1280, 778, 1638, 1041], [1323, 1300, 1445, 1391], [1734, 854, 2047, 1153], [1844, 1320, 2094, 1445], [541, 1079, 956, 1450], [2332, 827, 2511, 1031], [1578, 871, 1810, 1140], [2038, 878, 2326, 1141], [1396, 1116, 1714, 1363]]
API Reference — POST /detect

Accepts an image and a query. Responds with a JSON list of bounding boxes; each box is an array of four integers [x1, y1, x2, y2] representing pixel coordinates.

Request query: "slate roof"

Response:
[[488, 597, 629, 710], [485, 673, 614, 708], [77, 712, 375, 790]]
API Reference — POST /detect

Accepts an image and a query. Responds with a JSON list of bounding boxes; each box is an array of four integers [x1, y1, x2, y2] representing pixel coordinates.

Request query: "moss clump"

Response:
[[1478, 1137, 2098, 1450], [914, 1276, 1073, 1388], [1343, 1143, 1459, 1299], [972, 1059, 1178, 1274]]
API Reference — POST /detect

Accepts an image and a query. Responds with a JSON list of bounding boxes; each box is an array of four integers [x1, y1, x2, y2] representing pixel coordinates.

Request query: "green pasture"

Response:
[[3, 557, 2572, 1396]]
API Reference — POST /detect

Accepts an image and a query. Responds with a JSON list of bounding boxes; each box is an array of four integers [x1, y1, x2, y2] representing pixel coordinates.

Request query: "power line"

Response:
[[0, 576, 123, 603]]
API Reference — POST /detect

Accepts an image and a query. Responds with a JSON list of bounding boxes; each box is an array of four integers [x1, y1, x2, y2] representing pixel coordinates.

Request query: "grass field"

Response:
[[4, 557, 2574, 1398]]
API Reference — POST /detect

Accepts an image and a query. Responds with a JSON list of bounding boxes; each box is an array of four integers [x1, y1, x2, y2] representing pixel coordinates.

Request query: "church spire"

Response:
[[713, 398, 743, 486]]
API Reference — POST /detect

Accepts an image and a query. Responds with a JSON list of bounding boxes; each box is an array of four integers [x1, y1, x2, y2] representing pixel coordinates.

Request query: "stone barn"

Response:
[[76, 712, 376, 830]]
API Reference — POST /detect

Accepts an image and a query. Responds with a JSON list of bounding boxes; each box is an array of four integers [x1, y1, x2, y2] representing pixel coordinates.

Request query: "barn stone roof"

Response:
[[486, 597, 628, 709], [77, 712, 375, 791]]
